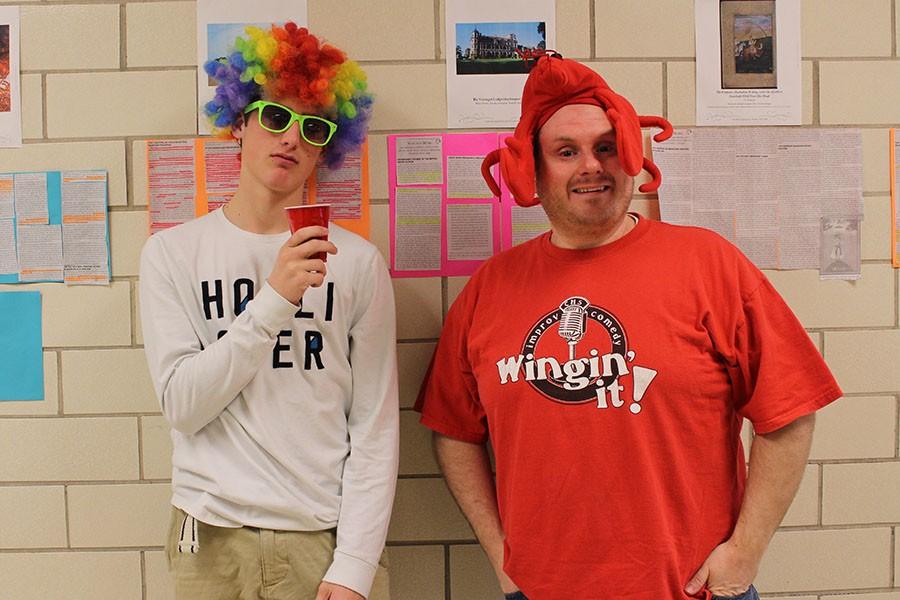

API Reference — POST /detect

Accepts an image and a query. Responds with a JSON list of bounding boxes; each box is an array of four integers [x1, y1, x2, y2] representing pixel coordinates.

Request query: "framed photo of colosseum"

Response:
[[455, 21, 546, 75], [720, 1, 776, 89]]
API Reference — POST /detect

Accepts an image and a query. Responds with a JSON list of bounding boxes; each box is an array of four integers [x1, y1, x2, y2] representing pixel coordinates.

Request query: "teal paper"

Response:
[[0, 291, 43, 401]]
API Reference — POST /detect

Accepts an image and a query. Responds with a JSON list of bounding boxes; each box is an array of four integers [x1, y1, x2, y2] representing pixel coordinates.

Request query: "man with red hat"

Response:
[[416, 53, 841, 600]]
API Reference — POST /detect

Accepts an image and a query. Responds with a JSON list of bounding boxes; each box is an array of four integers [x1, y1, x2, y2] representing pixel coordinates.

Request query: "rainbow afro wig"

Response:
[[203, 22, 372, 169]]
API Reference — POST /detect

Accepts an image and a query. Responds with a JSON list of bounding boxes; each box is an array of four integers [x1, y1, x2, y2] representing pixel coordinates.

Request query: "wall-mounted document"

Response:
[[652, 127, 863, 277], [0, 170, 109, 285], [446, 0, 555, 128], [146, 138, 370, 238], [0, 6, 21, 147], [388, 132, 550, 277], [196, 0, 308, 135], [695, 0, 801, 125]]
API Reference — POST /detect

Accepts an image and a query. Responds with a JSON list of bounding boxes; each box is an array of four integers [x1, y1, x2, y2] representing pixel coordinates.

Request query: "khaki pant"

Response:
[[167, 507, 390, 600]]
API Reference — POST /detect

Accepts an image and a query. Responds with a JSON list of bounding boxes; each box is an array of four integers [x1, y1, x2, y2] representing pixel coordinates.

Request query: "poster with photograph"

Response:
[[446, 0, 555, 128], [388, 132, 550, 277], [196, 0, 307, 135], [695, 0, 800, 125], [0, 7, 21, 148]]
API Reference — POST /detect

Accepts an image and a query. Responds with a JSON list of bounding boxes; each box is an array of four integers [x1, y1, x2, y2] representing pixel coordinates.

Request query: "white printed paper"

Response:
[[394, 187, 441, 271], [446, 0, 556, 128], [0, 218, 16, 273], [652, 127, 863, 271], [61, 171, 109, 284], [447, 203, 494, 260], [396, 136, 443, 185], [695, 0, 801, 126], [13, 173, 48, 225], [17, 224, 62, 282]]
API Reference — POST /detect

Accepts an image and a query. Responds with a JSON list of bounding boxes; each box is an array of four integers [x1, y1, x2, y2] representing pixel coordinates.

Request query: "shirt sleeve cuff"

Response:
[[246, 282, 299, 334], [322, 550, 379, 599]]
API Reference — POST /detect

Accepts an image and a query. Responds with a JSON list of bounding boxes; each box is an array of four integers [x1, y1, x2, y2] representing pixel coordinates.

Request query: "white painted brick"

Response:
[[820, 61, 900, 125], [131, 140, 149, 207], [370, 202, 389, 263], [802, 0, 892, 57], [62, 349, 157, 414], [818, 594, 900, 600], [807, 330, 822, 353], [397, 341, 436, 409], [0, 141, 127, 207], [861, 196, 891, 261], [126, 2, 196, 67], [811, 396, 897, 460], [824, 330, 900, 394], [20, 5, 119, 70], [438, 0, 446, 59], [0, 551, 142, 600], [595, 0, 694, 58], [756, 528, 892, 592], [0, 485, 67, 548], [141, 415, 172, 481], [556, 0, 592, 58], [400, 410, 439, 475], [68, 482, 171, 547], [450, 544, 503, 600], [862, 129, 891, 193], [0, 417, 138, 481], [110, 210, 149, 278], [19, 281, 132, 347], [47, 71, 196, 138], [393, 277, 443, 340], [801, 60, 813, 125], [309, 0, 434, 61], [387, 545, 444, 600], [781, 464, 818, 527], [823, 462, 900, 525], [21, 73, 42, 140], [366, 65, 446, 131], [764, 264, 895, 328], [135, 282, 144, 346], [388, 478, 472, 542], [368, 134, 388, 201], [0, 351, 59, 415], [144, 550, 175, 600], [666, 61, 695, 126], [585, 62, 664, 116], [447, 276, 469, 310]]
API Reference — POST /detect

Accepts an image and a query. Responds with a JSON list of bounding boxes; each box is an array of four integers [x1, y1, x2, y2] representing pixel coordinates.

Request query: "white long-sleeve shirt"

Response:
[[139, 208, 399, 597]]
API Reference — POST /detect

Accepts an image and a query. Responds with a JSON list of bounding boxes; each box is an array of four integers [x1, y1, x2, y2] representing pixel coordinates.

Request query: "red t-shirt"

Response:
[[416, 216, 841, 599]]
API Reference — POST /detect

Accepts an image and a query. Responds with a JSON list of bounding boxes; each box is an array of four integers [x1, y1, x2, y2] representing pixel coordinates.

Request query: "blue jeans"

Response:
[[711, 584, 759, 600], [504, 593, 528, 600]]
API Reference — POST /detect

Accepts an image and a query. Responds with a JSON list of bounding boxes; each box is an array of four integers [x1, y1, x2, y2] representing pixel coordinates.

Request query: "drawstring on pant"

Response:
[[177, 513, 199, 554]]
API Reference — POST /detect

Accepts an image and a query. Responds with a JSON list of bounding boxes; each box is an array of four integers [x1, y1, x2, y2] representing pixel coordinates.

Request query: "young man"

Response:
[[140, 24, 398, 600], [416, 53, 842, 600]]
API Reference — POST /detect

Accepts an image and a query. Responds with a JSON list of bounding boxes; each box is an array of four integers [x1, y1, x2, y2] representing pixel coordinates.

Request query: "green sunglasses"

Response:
[[243, 101, 338, 147]]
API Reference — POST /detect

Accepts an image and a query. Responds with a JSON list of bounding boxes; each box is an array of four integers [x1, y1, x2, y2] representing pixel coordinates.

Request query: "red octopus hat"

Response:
[[481, 52, 673, 207]]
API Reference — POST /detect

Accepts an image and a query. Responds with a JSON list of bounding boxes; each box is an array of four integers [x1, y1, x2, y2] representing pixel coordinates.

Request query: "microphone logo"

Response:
[[558, 296, 589, 360]]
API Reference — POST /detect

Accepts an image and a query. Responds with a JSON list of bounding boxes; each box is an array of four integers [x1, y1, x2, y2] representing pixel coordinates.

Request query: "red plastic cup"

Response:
[[285, 204, 330, 261]]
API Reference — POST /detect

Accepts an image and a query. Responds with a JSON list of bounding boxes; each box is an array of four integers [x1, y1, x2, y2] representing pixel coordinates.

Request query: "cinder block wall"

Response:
[[0, 1, 897, 599]]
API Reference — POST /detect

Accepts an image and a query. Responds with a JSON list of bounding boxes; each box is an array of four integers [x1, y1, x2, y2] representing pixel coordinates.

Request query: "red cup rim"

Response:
[[284, 203, 331, 210]]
